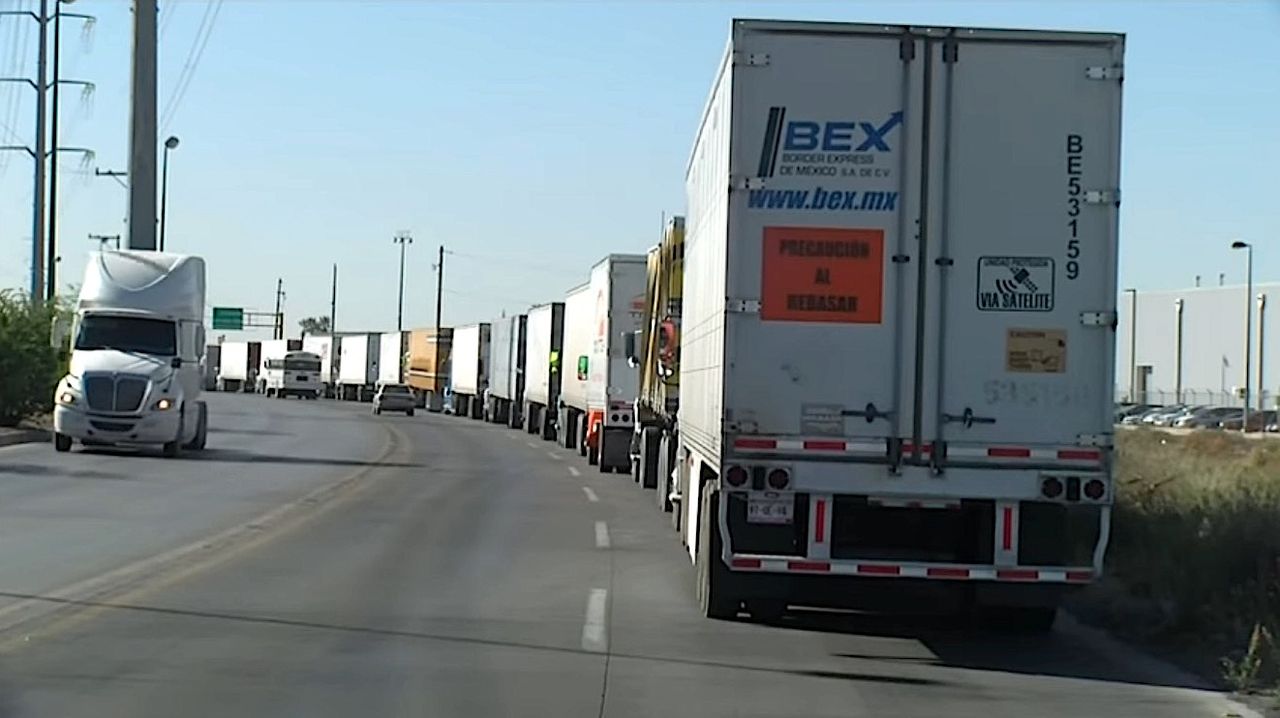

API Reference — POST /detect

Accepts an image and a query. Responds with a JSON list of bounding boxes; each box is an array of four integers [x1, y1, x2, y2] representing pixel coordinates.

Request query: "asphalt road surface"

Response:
[[0, 395, 1251, 717]]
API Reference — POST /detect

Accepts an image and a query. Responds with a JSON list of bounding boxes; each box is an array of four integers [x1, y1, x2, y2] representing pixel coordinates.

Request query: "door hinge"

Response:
[[1085, 65, 1123, 80], [1084, 189, 1120, 205], [1080, 311, 1116, 327], [1077, 433, 1114, 448], [733, 51, 770, 67], [941, 37, 959, 64], [891, 254, 911, 264], [731, 176, 766, 191], [726, 298, 761, 314]]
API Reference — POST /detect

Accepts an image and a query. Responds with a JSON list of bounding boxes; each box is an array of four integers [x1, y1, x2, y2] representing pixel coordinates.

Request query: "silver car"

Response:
[[373, 384, 416, 416]]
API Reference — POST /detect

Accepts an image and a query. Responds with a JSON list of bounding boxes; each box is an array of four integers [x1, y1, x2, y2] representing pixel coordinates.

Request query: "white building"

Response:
[[1116, 282, 1279, 408]]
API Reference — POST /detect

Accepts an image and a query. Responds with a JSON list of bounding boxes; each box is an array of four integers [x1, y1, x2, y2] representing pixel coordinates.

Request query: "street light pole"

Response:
[[159, 135, 179, 251], [393, 231, 412, 332], [1232, 240, 1253, 432], [1124, 288, 1137, 403]]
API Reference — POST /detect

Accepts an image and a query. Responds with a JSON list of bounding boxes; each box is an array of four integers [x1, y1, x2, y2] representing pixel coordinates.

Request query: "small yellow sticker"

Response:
[[1007, 329, 1066, 374]]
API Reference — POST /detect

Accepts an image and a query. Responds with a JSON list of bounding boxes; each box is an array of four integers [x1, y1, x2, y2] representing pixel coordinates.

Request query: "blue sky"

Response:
[[0, 0, 1277, 338]]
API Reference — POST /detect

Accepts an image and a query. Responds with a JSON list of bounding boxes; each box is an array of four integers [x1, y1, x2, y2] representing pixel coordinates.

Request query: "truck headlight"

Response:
[[58, 391, 76, 405], [154, 397, 174, 411]]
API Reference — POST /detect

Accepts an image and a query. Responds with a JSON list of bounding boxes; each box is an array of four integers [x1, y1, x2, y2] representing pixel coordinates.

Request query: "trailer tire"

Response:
[[696, 490, 739, 620], [577, 419, 587, 457], [745, 599, 786, 624], [996, 606, 1057, 634], [54, 433, 72, 452], [407, 408, 415, 417]]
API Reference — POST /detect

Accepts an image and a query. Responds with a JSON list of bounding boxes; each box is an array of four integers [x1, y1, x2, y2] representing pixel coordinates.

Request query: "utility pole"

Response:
[[33, 0, 48, 297], [47, 0, 96, 300], [273, 278, 285, 340], [394, 231, 412, 331], [329, 264, 338, 392], [434, 244, 444, 333], [127, 0, 158, 250]]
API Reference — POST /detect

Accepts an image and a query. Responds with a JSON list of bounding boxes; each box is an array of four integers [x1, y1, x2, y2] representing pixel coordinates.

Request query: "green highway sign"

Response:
[[211, 307, 245, 330]]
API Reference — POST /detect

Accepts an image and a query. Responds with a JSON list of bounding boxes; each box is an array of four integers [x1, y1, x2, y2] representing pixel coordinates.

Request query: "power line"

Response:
[[160, 0, 223, 133]]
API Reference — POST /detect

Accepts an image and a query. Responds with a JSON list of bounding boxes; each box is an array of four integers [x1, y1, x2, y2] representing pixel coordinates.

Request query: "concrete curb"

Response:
[[0, 428, 50, 448]]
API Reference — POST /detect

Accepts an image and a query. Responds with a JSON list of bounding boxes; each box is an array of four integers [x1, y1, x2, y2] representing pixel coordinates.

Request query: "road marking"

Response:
[[582, 486, 598, 503], [526, 441, 539, 449], [595, 521, 610, 549], [582, 588, 608, 653], [546, 451, 562, 461], [568, 466, 581, 477]]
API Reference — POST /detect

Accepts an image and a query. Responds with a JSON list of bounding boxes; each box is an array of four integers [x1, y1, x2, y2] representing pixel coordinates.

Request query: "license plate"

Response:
[[747, 494, 794, 525], [296, 375, 308, 381]]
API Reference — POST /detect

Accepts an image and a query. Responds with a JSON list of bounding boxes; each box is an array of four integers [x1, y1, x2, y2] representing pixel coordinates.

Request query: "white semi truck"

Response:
[[523, 302, 564, 441], [485, 315, 526, 428], [216, 340, 259, 393], [558, 284, 593, 454], [53, 251, 209, 457], [378, 331, 408, 387], [674, 20, 1123, 630], [584, 255, 647, 472], [451, 323, 491, 420]]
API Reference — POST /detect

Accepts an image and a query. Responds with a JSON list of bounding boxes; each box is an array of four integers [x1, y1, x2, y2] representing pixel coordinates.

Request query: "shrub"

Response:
[[0, 291, 66, 426]]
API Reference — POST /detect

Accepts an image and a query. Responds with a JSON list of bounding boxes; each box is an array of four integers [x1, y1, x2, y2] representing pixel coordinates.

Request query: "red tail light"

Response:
[[1083, 479, 1106, 500], [1041, 477, 1064, 499], [725, 465, 748, 487], [766, 468, 790, 490]]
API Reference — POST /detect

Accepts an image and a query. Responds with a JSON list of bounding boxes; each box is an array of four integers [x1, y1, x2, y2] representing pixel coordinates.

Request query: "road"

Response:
[[0, 394, 1249, 717]]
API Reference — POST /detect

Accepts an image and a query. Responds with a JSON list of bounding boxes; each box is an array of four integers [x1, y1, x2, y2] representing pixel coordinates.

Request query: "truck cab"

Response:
[[53, 251, 209, 457]]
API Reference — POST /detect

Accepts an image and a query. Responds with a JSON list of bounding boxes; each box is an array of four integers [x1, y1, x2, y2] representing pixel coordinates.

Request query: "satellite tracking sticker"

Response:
[[761, 227, 884, 323], [977, 257, 1055, 312]]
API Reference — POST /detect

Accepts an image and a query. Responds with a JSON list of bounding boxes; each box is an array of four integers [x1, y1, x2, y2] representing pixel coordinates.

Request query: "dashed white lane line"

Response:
[[568, 466, 581, 477], [595, 521, 611, 549], [582, 486, 599, 503], [546, 451, 562, 461], [526, 441, 539, 449], [582, 588, 608, 653]]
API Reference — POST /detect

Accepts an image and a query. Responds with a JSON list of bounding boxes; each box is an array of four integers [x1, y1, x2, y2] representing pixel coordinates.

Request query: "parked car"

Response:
[[1115, 403, 1153, 423], [1219, 410, 1276, 432], [1174, 406, 1239, 429], [1122, 406, 1165, 425], [1142, 405, 1189, 426], [373, 383, 416, 416], [1151, 405, 1205, 427]]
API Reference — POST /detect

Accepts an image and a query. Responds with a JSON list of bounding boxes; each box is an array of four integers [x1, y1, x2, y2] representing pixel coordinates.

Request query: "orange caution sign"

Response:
[[760, 226, 885, 323]]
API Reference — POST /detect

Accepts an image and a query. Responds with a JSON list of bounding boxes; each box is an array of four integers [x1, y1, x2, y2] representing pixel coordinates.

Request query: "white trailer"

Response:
[[302, 335, 337, 395], [558, 284, 593, 452], [256, 339, 300, 395], [378, 331, 408, 387], [451, 323, 490, 420], [338, 334, 380, 402], [485, 315, 526, 427], [584, 255, 647, 472], [216, 341, 259, 393], [523, 302, 564, 441], [676, 20, 1123, 630]]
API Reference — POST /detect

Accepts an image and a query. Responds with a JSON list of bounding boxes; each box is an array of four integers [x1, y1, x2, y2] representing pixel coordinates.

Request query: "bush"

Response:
[[1097, 428, 1280, 688], [0, 291, 65, 427]]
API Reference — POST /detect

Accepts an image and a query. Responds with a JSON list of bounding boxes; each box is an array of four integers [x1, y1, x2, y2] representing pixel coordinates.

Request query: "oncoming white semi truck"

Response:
[[53, 251, 210, 457], [674, 20, 1123, 629]]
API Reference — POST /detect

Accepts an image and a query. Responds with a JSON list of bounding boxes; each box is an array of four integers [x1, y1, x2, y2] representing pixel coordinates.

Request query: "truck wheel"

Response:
[[577, 420, 587, 457], [54, 433, 72, 453], [162, 440, 181, 458], [696, 490, 739, 620], [995, 606, 1058, 634], [407, 408, 415, 417], [746, 599, 786, 624], [184, 402, 208, 450], [588, 443, 599, 466]]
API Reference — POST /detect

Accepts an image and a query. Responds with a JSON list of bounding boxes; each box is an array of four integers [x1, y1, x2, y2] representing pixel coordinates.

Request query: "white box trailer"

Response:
[[485, 315, 526, 427], [378, 331, 408, 386], [338, 334, 380, 402], [558, 283, 593, 451], [523, 302, 564, 440], [585, 255, 647, 472], [216, 341, 259, 393], [302, 335, 337, 394], [677, 20, 1123, 629], [451, 323, 490, 420]]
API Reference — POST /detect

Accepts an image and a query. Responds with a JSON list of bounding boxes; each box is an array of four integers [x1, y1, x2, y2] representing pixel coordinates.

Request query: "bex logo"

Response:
[[757, 107, 904, 177]]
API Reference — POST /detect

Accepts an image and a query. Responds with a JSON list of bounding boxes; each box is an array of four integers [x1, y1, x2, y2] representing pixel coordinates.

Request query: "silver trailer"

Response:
[[677, 20, 1123, 629], [485, 315, 526, 427], [558, 283, 593, 452], [338, 334, 381, 402], [585, 254, 647, 472]]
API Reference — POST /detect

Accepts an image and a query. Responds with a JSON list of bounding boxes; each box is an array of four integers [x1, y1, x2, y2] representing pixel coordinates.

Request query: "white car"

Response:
[[373, 384, 416, 416]]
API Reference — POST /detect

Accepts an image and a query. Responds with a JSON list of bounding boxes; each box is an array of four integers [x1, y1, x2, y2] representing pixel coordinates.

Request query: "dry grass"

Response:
[[1094, 429, 1280, 689]]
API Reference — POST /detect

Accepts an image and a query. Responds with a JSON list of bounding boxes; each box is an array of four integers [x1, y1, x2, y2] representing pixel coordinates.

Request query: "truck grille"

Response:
[[83, 374, 149, 412]]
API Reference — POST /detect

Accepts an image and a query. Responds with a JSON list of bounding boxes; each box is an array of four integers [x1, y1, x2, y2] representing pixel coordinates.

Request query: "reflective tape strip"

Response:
[[727, 557, 1092, 583], [733, 437, 885, 455], [869, 497, 961, 510], [813, 499, 827, 544], [947, 445, 1104, 463]]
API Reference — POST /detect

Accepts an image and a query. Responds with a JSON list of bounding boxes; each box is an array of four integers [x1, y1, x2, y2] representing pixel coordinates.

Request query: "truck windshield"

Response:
[[75, 315, 178, 356]]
